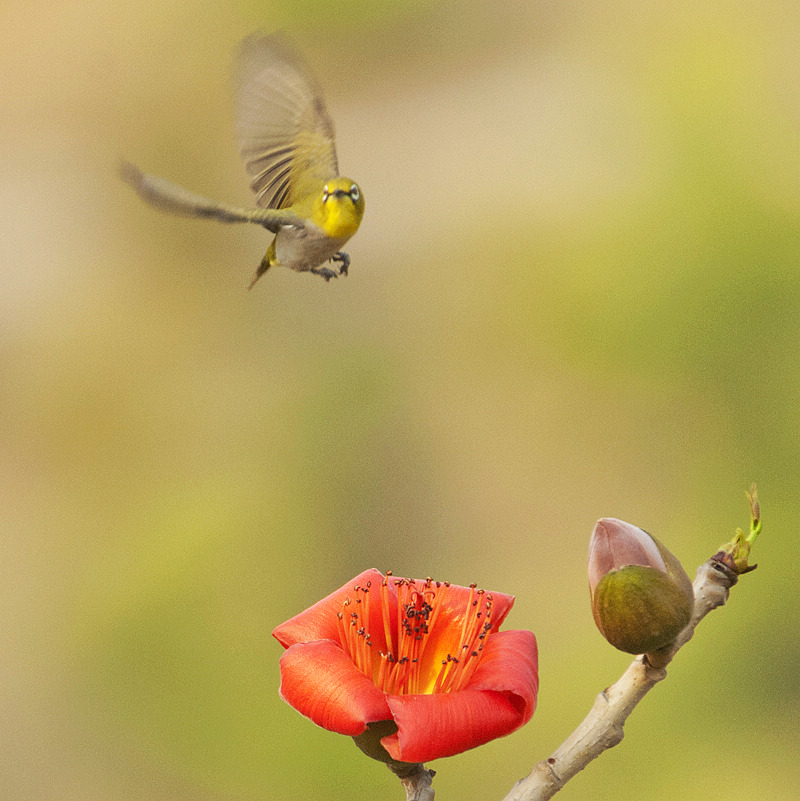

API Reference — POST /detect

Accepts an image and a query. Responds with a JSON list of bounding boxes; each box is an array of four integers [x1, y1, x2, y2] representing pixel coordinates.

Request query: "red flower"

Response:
[[272, 569, 538, 763]]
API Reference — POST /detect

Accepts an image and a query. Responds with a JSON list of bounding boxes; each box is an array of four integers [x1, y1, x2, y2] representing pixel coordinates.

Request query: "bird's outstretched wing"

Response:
[[120, 162, 304, 232], [235, 33, 339, 210]]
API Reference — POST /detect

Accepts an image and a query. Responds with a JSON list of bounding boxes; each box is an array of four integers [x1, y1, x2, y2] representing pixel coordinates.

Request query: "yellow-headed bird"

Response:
[[121, 33, 364, 288]]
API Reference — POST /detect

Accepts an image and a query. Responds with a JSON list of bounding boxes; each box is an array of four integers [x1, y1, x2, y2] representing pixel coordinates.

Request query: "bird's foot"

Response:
[[311, 266, 339, 282], [332, 251, 350, 276]]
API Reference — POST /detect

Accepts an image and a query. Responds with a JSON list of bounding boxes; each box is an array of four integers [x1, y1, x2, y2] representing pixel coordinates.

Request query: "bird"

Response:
[[120, 33, 365, 288]]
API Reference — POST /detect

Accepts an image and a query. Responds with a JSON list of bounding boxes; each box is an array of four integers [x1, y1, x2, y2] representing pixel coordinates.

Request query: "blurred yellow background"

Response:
[[2, 1, 798, 799]]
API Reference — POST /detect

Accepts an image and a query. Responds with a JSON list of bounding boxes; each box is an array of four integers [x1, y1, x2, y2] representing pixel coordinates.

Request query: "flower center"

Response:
[[336, 573, 494, 695]]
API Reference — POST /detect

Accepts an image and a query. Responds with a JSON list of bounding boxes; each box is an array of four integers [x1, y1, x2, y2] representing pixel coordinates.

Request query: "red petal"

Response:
[[273, 568, 387, 649], [382, 689, 525, 762], [466, 629, 539, 721], [479, 588, 516, 632], [278, 640, 392, 736], [381, 630, 538, 762]]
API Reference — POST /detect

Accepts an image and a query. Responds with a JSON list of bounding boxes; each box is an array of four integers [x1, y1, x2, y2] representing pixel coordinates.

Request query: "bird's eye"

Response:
[[349, 185, 360, 202]]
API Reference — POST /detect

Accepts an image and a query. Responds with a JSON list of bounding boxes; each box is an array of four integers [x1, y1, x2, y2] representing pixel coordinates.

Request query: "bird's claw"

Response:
[[311, 266, 339, 281], [310, 251, 350, 281], [332, 251, 350, 277]]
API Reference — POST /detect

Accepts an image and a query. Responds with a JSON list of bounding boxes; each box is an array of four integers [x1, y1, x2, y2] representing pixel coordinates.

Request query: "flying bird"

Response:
[[121, 33, 364, 288]]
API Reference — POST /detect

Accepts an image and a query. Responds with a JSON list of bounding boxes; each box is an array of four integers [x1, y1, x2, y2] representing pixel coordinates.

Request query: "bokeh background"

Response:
[[3, 1, 798, 799]]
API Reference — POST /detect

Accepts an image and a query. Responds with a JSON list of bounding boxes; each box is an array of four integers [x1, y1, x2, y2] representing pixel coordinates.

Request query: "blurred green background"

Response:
[[2, 0, 798, 799]]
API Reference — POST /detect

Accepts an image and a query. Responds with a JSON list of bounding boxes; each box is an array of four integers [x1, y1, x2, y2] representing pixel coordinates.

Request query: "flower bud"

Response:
[[588, 518, 694, 655], [712, 484, 761, 575]]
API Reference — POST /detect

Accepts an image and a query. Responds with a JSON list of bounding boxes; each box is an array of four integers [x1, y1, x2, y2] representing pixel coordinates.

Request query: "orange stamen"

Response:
[[336, 573, 493, 697]]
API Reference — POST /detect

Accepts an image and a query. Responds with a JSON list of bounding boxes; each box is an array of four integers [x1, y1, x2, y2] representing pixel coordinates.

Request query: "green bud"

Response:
[[712, 484, 761, 575], [588, 519, 694, 655]]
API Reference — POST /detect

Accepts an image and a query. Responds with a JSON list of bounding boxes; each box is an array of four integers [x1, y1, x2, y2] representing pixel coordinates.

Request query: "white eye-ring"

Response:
[[349, 184, 360, 202]]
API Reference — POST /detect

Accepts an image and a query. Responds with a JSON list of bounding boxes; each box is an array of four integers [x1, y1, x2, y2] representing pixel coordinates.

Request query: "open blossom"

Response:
[[272, 568, 539, 764]]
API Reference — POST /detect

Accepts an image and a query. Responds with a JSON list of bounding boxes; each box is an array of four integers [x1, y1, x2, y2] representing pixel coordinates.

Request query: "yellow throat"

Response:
[[309, 177, 365, 240]]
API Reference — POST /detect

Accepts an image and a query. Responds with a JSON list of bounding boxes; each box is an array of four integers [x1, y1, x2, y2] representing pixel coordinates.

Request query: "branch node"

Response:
[[533, 757, 563, 793], [610, 726, 625, 747], [708, 555, 740, 586], [542, 757, 561, 784]]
